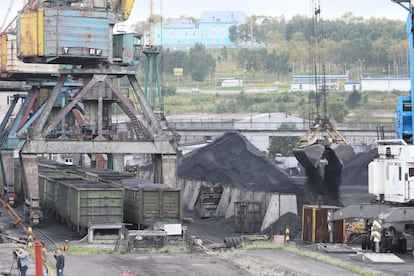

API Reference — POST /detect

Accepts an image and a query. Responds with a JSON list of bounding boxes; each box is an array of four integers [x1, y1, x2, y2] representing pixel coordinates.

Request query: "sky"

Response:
[[129, 0, 408, 21], [0, 0, 410, 32]]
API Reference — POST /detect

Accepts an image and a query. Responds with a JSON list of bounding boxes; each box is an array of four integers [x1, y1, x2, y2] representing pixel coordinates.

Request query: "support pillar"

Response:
[[0, 150, 16, 204], [111, 154, 125, 172], [20, 153, 42, 225], [162, 154, 177, 187]]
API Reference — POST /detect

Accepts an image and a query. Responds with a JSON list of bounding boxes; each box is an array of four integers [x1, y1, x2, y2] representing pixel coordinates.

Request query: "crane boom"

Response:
[[0, 197, 33, 238]]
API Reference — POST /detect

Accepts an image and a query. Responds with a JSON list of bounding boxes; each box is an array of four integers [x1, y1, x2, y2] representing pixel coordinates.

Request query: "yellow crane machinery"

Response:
[[0, 197, 35, 243]]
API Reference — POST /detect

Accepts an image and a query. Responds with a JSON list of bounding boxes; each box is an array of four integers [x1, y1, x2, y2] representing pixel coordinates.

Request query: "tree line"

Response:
[[141, 12, 408, 84]]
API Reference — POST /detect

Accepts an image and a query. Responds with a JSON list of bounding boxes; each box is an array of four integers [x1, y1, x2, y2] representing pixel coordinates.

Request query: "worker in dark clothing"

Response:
[[53, 248, 65, 276]]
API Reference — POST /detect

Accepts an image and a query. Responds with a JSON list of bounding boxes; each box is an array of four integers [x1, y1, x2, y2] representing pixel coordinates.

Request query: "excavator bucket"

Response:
[[293, 143, 325, 169], [324, 144, 354, 166]]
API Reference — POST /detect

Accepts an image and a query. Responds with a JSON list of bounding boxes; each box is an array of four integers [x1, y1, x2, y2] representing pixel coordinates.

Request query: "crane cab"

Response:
[[113, 33, 143, 66], [16, 1, 136, 66]]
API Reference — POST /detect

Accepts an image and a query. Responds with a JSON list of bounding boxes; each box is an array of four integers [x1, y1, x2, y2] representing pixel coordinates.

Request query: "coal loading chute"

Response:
[[293, 3, 354, 206]]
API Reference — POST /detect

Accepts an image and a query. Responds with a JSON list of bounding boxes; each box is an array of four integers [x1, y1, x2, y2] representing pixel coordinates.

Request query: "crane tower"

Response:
[[0, 0, 177, 225]]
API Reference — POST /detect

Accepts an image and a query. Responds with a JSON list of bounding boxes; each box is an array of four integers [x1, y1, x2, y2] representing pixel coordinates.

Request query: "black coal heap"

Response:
[[178, 132, 298, 194]]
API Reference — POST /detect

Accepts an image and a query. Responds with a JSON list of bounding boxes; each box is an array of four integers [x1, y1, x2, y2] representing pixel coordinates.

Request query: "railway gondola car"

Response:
[[114, 178, 181, 229], [36, 159, 181, 232], [45, 178, 124, 233], [38, 171, 83, 215]]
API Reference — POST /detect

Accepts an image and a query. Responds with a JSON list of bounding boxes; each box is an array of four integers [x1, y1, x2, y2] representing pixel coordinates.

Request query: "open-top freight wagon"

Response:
[[109, 178, 181, 229], [36, 160, 181, 232], [39, 170, 84, 214], [40, 175, 123, 234]]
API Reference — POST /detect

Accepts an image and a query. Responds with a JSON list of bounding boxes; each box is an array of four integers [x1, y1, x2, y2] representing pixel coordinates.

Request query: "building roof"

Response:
[[159, 19, 197, 29], [200, 11, 246, 24], [361, 77, 409, 81], [292, 75, 348, 79]]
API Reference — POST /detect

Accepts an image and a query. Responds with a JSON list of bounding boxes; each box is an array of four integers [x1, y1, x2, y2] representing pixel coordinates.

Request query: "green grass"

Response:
[[146, 245, 188, 253], [60, 245, 121, 255]]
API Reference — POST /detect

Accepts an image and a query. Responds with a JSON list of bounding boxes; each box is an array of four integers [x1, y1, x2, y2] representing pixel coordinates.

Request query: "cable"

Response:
[[0, 0, 14, 32], [310, 0, 328, 123]]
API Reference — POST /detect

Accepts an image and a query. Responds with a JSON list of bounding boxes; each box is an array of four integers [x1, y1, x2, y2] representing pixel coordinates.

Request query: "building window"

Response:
[[221, 28, 226, 38], [170, 30, 174, 39]]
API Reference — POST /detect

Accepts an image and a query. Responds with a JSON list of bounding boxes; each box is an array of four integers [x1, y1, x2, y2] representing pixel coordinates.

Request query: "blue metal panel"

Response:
[[113, 33, 141, 66], [42, 8, 110, 60], [396, 96, 412, 140]]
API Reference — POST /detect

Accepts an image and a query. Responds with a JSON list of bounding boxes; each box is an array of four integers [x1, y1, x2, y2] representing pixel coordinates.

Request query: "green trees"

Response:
[[347, 90, 362, 109], [155, 14, 407, 86], [225, 14, 406, 78], [268, 135, 300, 156], [160, 43, 215, 83], [188, 43, 216, 82]]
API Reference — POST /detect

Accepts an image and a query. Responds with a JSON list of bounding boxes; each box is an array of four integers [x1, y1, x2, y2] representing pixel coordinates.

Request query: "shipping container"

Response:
[[302, 205, 345, 243], [120, 179, 181, 228], [234, 201, 263, 234]]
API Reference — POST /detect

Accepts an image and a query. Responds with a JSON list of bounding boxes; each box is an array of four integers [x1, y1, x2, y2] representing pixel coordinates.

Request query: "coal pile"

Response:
[[178, 132, 299, 195], [260, 212, 302, 240], [339, 148, 378, 206]]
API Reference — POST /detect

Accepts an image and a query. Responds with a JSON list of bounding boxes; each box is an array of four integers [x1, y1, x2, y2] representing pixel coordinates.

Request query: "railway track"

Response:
[[1, 202, 80, 251], [33, 227, 59, 248]]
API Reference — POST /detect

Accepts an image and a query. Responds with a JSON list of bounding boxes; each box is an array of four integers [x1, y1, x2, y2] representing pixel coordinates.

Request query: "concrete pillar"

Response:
[[161, 154, 178, 187], [88, 228, 94, 243], [111, 153, 125, 172]]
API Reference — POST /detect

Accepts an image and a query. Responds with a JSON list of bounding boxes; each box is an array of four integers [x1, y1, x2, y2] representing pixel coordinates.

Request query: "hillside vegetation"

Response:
[[164, 90, 401, 124], [142, 13, 408, 87], [133, 13, 409, 123]]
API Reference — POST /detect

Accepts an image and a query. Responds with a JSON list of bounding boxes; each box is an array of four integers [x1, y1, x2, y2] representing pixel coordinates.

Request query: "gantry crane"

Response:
[[0, 0, 178, 225]]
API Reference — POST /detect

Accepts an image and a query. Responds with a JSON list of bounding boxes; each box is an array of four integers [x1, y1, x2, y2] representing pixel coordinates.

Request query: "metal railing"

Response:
[[169, 119, 395, 132]]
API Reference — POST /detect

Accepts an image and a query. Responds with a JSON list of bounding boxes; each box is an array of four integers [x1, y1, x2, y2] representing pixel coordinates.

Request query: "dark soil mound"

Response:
[[184, 217, 237, 244], [341, 148, 378, 187], [178, 132, 299, 194], [260, 212, 302, 240], [339, 148, 378, 205]]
